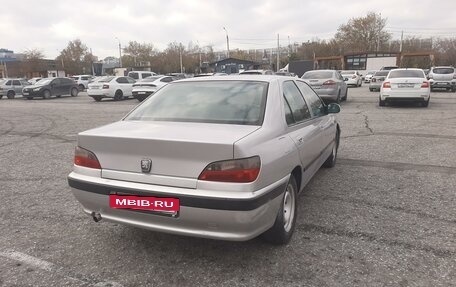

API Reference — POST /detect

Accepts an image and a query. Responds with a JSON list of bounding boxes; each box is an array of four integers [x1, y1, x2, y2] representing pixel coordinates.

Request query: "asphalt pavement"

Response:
[[0, 86, 455, 287]]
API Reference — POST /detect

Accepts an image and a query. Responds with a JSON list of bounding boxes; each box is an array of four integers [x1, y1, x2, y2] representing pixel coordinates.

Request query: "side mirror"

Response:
[[327, 103, 341, 114]]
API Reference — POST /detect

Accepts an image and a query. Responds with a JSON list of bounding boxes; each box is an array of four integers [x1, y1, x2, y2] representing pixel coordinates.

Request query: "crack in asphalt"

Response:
[[362, 113, 374, 134], [338, 158, 456, 175], [298, 223, 454, 258]]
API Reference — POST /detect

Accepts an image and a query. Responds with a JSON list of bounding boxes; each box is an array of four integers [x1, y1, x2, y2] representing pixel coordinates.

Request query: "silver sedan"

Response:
[[301, 70, 348, 103], [68, 76, 341, 244]]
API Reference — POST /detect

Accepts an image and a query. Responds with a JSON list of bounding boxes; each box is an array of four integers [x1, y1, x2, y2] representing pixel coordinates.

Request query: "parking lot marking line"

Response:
[[0, 250, 124, 287], [0, 251, 54, 272], [338, 158, 456, 175]]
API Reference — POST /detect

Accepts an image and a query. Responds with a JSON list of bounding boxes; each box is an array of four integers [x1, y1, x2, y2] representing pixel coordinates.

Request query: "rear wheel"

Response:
[[78, 84, 85, 91], [7, 91, 15, 99], [114, 90, 123, 101], [323, 130, 339, 168], [43, 90, 51, 99], [0, 95, 3, 99], [369, 88, 374, 92], [70, 87, 78, 97], [342, 88, 348, 101], [262, 176, 298, 245], [422, 98, 430, 107], [335, 91, 341, 104], [379, 97, 386, 106]]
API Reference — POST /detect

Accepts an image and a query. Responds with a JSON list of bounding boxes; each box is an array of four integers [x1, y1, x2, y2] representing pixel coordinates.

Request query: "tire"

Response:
[[93, 96, 102, 102], [379, 97, 386, 106], [452, 87, 456, 92], [323, 130, 339, 168], [56, 95, 62, 98], [369, 88, 374, 92], [26, 97, 33, 100], [70, 87, 78, 97], [335, 91, 341, 104], [7, 91, 15, 99], [422, 98, 430, 107], [43, 90, 51, 99], [78, 84, 85, 91], [342, 88, 348, 101], [114, 90, 123, 101], [262, 176, 298, 245], [0, 95, 3, 99]]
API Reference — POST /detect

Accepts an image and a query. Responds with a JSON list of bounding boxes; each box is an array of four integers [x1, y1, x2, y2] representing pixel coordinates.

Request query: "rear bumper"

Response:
[[67, 173, 287, 241], [87, 90, 112, 98], [132, 91, 154, 100], [429, 80, 455, 89]]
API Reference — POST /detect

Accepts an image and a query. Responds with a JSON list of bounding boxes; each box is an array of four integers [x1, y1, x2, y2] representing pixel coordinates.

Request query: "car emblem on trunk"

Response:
[[141, 159, 152, 173]]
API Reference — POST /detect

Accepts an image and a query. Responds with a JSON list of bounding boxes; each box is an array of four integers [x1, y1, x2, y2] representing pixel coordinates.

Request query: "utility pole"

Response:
[[223, 27, 230, 58], [277, 34, 280, 72], [90, 48, 94, 76], [115, 37, 122, 68], [179, 46, 183, 73], [399, 30, 404, 53]]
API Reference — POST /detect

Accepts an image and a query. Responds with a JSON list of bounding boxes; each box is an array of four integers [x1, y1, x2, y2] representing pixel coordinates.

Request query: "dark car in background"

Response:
[[301, 70, 348, 103], [22, 77, 79, 99]]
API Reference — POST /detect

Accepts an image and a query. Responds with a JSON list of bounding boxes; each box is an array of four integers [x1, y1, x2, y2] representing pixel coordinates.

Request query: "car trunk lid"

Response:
[[77, 121, 260, 187]]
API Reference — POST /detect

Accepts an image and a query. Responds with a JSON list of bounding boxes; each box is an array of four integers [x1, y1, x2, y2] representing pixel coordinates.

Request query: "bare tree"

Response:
[[335, 12, 391, 52]]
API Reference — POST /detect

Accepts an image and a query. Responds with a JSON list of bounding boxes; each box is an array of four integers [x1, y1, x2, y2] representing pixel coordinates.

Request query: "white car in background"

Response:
[[71, 75, 95, 91], [87, 76, 136, 101], [363, 71, 377, 83], [379, 68, 430, 107], [132, 75, 176, 102], [340, 70, 362, 87]]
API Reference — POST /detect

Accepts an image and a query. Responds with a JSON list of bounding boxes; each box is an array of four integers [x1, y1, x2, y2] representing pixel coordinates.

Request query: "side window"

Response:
[[81, 76, 89, 81], [13, 80, 21, 85], [161, 77, 172, 83], [142, 73, 152, 78], [296, 81, 326, 117], [116, 77, 128, 84], [5, 80, 12, 85], [283, 98, 294, 125], [282, 81, 311, 124], [52, 79, 61, 85], [126, 77, 136, 83]]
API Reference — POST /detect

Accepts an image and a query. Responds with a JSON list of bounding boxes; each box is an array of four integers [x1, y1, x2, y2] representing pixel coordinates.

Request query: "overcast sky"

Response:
[[1, 0, 456, 59]]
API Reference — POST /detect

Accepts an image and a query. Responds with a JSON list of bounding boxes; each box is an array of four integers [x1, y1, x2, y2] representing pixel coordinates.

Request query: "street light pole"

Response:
[[223, 27, 230, 58], [115, 37, 122, 68]]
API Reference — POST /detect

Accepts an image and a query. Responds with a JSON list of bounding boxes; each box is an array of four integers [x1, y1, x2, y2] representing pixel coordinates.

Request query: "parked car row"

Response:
[[0, 77, 79, 99]]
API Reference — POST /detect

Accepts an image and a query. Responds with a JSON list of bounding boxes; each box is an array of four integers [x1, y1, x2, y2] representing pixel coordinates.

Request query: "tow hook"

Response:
[[91, 212, 102, 222]]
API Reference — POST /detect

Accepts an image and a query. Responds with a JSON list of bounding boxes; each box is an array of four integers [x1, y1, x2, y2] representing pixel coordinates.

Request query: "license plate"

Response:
[[23, 92, 29, 95], [437, 82, 446, 85], [109, 195, 179, 213], [138, 92, 146, 94], [398, 84, 414, 88]]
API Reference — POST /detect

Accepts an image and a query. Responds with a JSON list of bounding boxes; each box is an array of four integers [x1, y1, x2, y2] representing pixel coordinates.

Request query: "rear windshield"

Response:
[[99, 76, 115, 82], [128, 72, 139, 79], [432, 68, 454, 74], [125, 81, 268, 125], [302, 71, 333, 79], [374, 71, 389, 77], [388, 70, 424, 78]]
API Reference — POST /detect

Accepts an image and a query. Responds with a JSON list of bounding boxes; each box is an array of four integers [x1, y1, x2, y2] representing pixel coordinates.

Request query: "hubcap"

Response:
[[283, 183, 296, 232]]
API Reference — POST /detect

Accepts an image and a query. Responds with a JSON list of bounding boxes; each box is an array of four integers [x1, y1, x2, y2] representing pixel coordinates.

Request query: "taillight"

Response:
[[371, 78, 376, 82], [74, 146, 101, 169], [383, 82, 391, 88], [102, 84, 109, 89], [421, 81, 429, 88], [322, 80, 336, 86], [198, 156, 260, 183]]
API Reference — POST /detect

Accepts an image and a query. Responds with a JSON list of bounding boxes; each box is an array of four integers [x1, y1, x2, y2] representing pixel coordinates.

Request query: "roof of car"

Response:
[[175, 75, 294, 83]]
